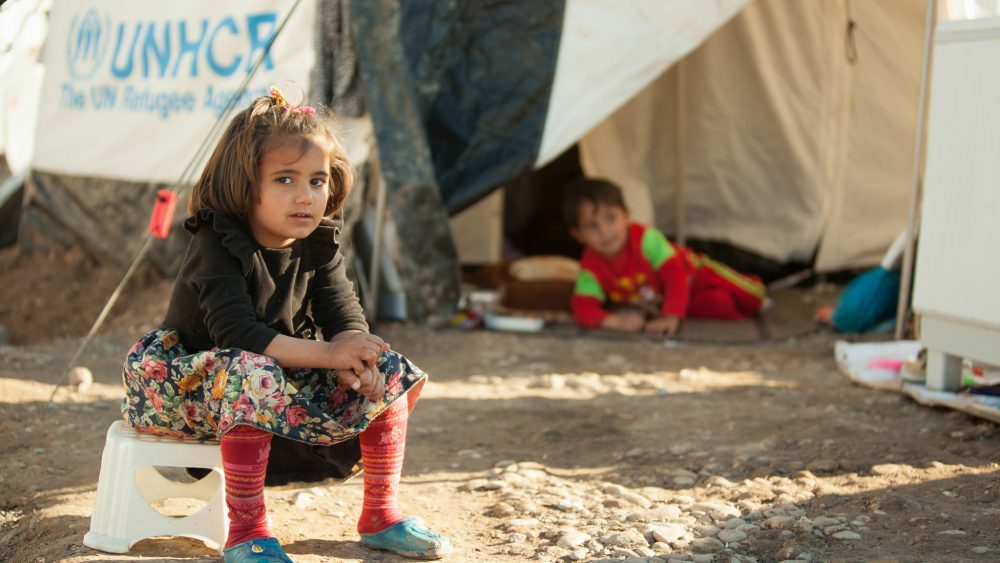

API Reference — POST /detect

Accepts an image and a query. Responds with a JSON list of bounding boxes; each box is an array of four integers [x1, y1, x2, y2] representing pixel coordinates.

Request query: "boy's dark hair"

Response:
[[563, 178, 627, 228]]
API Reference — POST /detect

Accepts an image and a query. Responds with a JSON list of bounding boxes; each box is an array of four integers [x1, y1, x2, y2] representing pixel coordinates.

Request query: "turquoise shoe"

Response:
[[360, 518, 453, 560], [222, 537, 293, 562]]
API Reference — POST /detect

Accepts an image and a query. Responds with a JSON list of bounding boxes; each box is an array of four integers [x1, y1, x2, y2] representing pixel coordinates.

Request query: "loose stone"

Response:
[[717, 529, 748, 543], [557, 530, 591, 548], [537, 545, 570, 559], [556, 497, 585, 512], [805, 459, 838, 473], [697, 525, 722, 538], [68, 366, 93, 392], [640, 505, 683, 522], [720, 518, 747, 529], [690, 501, 741, 520], [492, 502, 516, 516], [691, 555, 715, 563], [832, 530, 862, 540], [650, 524, 688, 544], [636, 546, 657, 557], [483, 479, 508, 490], [822, 525, 847, 536], [293, 492, 314, 509], [706, 476, 736, 488], [505, 518, 540, 531], [508, 533, 527, 543], [603, 497, 630, 509], [745, 510, 764, 521], [464, 478, 489, 490], [651, 541, 673, 554], [512, 499, 540, 513], [610, 547, 640, 558], [519, 468, 548, 480], [569, 547, 589, 560], [689, 537, 725, 554], [811, 516, 839, 527], [600, 528, 649, 549], [871, 463, 905, 476], [500, 473, 525, 486]]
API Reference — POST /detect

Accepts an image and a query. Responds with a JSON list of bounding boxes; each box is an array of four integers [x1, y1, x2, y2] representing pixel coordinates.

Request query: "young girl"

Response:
[[121, 88, 451, 562]]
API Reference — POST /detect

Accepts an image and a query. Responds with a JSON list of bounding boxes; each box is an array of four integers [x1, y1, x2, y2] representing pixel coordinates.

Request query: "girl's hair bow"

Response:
[[269, 85, 315, 115]]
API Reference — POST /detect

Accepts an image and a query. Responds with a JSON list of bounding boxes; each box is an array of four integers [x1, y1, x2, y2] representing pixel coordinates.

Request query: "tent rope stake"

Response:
[[47, 0, 304, 403]]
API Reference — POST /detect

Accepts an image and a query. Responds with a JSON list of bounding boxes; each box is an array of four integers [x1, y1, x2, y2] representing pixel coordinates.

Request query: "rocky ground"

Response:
[[0, 249, 998, 562]]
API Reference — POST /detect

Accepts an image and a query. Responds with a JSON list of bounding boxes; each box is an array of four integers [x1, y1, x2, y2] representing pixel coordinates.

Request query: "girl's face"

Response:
[[249, 137, 331, 248], [570, 200, 630, 258]]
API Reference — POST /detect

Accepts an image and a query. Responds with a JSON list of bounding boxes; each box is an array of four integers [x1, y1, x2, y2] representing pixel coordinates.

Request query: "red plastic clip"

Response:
[[148, 190, 178, 239]]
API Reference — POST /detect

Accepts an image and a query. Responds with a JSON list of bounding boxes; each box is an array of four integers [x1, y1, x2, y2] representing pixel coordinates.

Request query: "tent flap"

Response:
[[393, 0, 564, 213]]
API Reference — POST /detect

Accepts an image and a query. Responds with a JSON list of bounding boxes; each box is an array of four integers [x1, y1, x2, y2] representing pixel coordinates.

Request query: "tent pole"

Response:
[[895, 0, 937, 340], [675, 58, 687, 247], [369, 170, 387, 325]]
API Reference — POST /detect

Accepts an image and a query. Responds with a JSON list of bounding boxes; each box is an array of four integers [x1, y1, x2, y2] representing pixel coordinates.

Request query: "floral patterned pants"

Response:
[[121, 329, 426, 445]]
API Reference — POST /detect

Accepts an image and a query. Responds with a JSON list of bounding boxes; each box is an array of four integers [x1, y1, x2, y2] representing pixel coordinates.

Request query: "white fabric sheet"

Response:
[[32, 0, 316, 183]]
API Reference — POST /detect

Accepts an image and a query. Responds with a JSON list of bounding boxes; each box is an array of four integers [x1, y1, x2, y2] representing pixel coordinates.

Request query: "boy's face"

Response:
[[570, 200, 630, 258]]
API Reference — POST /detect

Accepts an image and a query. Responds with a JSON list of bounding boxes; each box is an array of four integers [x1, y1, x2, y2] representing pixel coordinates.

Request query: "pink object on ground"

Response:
[[867, 358, 905, 372]]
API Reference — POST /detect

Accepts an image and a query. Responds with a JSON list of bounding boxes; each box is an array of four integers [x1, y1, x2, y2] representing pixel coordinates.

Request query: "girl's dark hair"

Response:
[[563, 178, 627, 228], [188, 95, 354, 218]]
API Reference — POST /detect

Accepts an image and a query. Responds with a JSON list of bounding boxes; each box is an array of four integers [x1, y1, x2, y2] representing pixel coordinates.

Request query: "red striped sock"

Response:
[[221, 424, 273, 548], [357, 399, 408, 534]]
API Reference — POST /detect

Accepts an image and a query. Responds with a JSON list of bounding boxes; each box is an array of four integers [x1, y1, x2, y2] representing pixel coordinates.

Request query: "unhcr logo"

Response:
[[63, 8, 278, 81], [67, 9, 110, 80]]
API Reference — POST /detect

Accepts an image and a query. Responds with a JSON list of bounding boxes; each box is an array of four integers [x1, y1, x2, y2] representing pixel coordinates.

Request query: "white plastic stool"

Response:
[[84, 420, 229, 554]]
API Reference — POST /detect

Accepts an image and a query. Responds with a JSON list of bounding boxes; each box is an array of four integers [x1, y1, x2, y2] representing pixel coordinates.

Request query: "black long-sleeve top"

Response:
[[161, 208, 368, 354]]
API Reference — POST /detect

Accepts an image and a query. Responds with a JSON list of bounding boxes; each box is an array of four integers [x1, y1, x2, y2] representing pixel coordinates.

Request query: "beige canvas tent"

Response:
[[455, 0, 929, 276]]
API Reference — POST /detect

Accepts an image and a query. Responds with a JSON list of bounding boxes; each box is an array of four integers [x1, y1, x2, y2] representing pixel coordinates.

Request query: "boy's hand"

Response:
[[645, 315, 680, 337], [601, 312, 645, 333]]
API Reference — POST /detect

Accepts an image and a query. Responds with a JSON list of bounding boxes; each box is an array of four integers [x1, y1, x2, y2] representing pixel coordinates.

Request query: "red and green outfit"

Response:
[[571, 222, 766, 328]]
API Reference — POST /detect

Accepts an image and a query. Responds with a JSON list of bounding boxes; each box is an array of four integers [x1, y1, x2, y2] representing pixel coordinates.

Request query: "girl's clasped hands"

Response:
[[329, 331, 391, 400]]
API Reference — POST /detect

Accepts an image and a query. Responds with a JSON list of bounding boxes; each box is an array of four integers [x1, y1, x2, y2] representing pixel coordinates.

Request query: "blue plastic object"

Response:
[[832, 267, 901, 333]]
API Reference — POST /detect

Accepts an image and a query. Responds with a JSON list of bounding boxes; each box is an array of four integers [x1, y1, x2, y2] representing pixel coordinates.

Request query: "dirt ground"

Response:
[[0, 248, 998, 563]]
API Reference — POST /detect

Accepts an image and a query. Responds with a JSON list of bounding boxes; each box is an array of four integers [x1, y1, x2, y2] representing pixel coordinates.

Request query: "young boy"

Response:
[[565, 178, 767, 336]]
